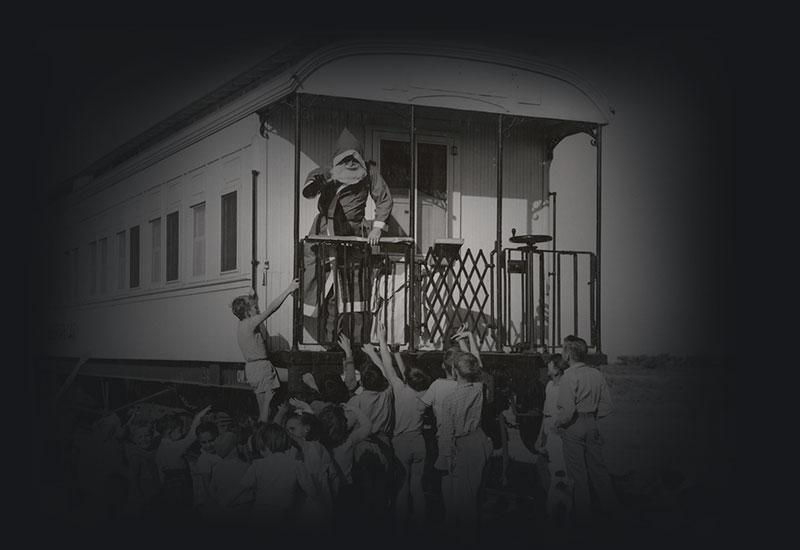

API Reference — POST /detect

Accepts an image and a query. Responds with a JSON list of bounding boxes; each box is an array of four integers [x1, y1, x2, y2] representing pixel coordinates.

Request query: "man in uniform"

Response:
[[301, 128, 393, 344], [555, 335, 620, 526]]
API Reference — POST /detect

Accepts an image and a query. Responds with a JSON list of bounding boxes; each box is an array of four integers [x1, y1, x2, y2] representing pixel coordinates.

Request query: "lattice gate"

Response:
[[418, 247, 497, 350]]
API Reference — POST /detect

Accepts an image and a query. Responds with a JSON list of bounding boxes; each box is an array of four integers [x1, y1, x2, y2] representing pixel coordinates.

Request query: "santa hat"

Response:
[[332, 128, 366, 169]]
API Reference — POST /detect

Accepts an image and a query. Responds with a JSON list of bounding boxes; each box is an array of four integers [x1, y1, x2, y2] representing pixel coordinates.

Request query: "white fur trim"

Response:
[[332, 149, 365, 168]]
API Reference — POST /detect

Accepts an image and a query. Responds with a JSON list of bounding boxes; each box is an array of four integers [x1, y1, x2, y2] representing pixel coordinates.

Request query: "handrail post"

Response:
[[251, 170, 259, 298], [408, 105, 417, 350], [292, 93, 301, 350], [595, 125, 602, 353], [495, 114, 504, 351]]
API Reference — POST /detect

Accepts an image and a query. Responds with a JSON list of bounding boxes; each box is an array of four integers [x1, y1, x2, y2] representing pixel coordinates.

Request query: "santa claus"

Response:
[[301, 128, 393, 344]]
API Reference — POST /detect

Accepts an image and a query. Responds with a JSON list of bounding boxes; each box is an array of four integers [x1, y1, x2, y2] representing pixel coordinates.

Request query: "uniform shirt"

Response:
[[437, 382, 484, 458], [555, 363, 613, 426]]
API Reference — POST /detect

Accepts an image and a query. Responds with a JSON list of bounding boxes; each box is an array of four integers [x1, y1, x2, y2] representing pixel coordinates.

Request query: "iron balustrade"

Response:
[[292, 237, 598, 352], [295, 236, 415, 347], [502, 247, 598, 352]]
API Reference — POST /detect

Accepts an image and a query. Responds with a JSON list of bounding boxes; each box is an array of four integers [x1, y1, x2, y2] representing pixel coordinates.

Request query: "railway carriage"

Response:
[[40, 38, 611, 399]]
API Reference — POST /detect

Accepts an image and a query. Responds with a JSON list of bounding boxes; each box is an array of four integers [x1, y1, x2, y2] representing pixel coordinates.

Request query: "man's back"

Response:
[[557, 364, 613, 423]]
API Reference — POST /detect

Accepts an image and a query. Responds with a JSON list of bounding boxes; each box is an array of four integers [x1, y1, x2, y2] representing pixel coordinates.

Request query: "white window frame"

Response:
[[191, 201, 207, 279]]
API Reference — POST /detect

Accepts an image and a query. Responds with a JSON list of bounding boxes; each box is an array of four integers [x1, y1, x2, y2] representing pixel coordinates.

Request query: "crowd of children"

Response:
[[49, 279, 619, 539]]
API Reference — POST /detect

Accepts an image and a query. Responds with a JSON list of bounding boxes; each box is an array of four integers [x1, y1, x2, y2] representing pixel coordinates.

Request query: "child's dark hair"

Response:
[[159, 413, 183, 435], [361, 363, 389, 392], [548, 353, 566, 373], [284, 411, 319, 439], [231, 295, 254, 320], [406, 367, 433, 392], [196, 421, 219, 438], [401, 355, 432, 392], [318, 405, 349, 448], [320, 373, 350, 404], [258, 423, 292, 453]]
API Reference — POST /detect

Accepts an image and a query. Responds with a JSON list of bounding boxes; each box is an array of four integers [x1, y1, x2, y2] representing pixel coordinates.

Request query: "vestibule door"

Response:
[[370, 130, 455, 254]]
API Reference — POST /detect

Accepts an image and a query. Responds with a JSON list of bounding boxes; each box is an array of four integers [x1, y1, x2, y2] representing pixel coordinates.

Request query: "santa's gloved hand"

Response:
[[367, 226, 382, 245], [302, 170, 328, 198]]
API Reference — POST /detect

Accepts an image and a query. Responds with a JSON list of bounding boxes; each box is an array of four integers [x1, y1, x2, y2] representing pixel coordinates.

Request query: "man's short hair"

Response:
[[563, 336, 588, 363]]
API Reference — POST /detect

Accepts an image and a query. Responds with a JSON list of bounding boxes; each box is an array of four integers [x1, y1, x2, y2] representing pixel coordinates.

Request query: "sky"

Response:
[[27, 25, 735, 359]]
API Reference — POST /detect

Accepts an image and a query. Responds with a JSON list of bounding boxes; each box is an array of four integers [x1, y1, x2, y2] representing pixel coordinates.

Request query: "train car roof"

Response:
[[52, 36, 613, 201]]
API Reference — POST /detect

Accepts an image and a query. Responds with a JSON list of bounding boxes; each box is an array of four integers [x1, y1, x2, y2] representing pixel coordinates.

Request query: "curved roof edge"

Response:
[[57, 38, 613, 202], [292, 40, 614, 123]]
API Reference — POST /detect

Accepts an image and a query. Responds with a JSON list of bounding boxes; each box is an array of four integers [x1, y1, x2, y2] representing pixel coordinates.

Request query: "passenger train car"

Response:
[[41, 38, 612, 390]]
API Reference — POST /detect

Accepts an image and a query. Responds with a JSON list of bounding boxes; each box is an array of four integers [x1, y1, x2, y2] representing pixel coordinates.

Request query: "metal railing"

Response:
[[295, 236, 415, 347], [502, 247, 598, 352], [292, 236, 598, 352]]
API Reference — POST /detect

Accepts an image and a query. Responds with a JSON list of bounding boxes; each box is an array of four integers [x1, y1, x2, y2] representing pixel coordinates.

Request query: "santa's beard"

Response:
[[330, 163, 367, 186]]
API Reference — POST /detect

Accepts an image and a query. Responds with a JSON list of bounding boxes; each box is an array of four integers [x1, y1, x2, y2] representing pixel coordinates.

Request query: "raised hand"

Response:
[[287, 278, 300, 293], [376, 320, 388, 345], [191, 405, 213, 429], [361, 344, 383, 367], [452, 324, 470, 341], [289, 397, 313, 415], [337, 333, 352, 358]]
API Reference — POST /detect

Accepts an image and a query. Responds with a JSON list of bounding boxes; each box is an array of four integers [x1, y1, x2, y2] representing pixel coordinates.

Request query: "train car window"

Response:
[[89, 241, 97, 295], [150, 218, 161, 283], [66, 248, 79, 302], [99, 238, 108, 293], [192, 203, 206, 277], [116, 231, 127, 290], [130, 226, 140, 288], [166, 211, 179, 281], [221, 191, 237, 272]]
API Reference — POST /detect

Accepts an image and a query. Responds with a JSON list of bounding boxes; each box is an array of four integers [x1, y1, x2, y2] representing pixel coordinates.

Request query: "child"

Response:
[[317, 403, 372, 487], [231, 279, 299, 422], [538, 354, 567, 478], [367, 321, 433, 530], [436, 352, 492, 532], [227, 423, 318, 527], [124, 418, 161, 518], [155, 405, 212, 513], [212, 411, 238, 458], [419, 347, 464, 520], [206, 422, 253, 525], [280, 403, 339, 525], [191, 420, 223, 517], [340, 333, 394, 443]]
